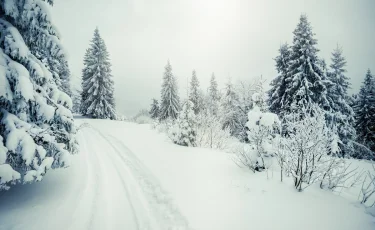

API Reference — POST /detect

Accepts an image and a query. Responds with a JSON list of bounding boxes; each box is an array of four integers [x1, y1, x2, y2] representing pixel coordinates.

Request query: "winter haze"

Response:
[[51, 0, 375, 116]]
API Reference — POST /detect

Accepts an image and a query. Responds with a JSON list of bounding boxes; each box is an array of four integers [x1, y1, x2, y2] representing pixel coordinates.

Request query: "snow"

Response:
[[0, 164, 20, 184], [6, 129, 36, 166], [0, 118, 374, 230]]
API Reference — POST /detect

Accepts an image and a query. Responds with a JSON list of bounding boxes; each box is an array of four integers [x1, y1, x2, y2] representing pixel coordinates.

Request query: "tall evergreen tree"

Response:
[[149, 99, 160, 119], [81, 28, 116, 120], [208, 73, 220, 115], [189, 70, 202, 114], [0, 0, 78, 190], [268, 43, 291, 116], [282, 15, 330, 113], [220, 78, 240, 135], [354, 69, 375, 153], [326, 46, 356, 156], [160, 61, 180, 120]]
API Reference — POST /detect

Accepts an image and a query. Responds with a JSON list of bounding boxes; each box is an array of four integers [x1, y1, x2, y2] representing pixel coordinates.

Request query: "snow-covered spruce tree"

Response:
[[81, 28, 116, 120], [354, 69, 375, 155], [220, 78, 241, 136], [0, 0, 78, 190], [282, 15, 330, 115], [159, 61, 180, 120], [8, 0, 73, 96], [326, 46, 356, 157], [149, 99, 160, 119], [268, 43, 291, 116], [189, 70, 202, 114], [208, 73, 220, 115], [169, 100, 197, 147]]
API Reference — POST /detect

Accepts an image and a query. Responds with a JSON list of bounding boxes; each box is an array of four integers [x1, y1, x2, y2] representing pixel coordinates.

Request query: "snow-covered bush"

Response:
[[319, 159, 363, 191], [117, 114, 128, 121], [134, 115, 153, 124], [234, 93, 280, 172], [195, 112, 232, 150], [132, 109, 153, 124], [169, 100, 197, 147], [359, 164, 375, 208], [0, 1, 78, 190], [281, 105, 339, 191]]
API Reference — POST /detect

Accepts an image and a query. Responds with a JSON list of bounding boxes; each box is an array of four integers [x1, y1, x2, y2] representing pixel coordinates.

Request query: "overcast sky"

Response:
[[51, 0, 375, 116]]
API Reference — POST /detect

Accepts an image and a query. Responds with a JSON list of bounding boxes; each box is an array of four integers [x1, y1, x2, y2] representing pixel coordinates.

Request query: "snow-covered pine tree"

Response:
[[21, 1, 72, 96], [282, 15, 330, 114], [159, 61, 180, 120], [0, 0, 78, 190], [354, 69, 375, 154], [268, 43, 291, 116], [220, 78, 240, 136], [81, 28, 116, 120], [169, 100, 197, 147], [208, 73, 220, 115], [326, 46, 356, 157], [149, 99, 160, 119], [189, 70, 202, 114]]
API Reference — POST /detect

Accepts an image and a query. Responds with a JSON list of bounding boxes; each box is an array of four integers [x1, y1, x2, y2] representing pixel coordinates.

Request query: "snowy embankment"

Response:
[[0, 118, 374, 230]]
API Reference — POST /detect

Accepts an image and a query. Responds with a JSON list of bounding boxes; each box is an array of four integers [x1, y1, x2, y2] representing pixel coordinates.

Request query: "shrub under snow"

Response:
[[234, 93, 281, 172]]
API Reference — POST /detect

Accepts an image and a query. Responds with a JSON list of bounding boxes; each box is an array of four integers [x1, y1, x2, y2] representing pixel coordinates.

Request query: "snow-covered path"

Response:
[[0, 119, 190, 230], [0, 118, 374, 230]]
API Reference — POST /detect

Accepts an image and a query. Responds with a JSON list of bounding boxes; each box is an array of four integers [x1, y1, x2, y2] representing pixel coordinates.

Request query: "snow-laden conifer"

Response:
[[189, 70, 202, 114], [208, 73, 220, 115], [354, 69, 375, 155], [220, 78, 240, 136], [81, 28, 116, 119], [0, 0, 78, 190], [326, 46, 356, 157], [169, 100, 197, 146], [149, 99, 160, 119], [268, 43, 291, 116], [160, 61, 180, 120], [283, 15, 330, 113]]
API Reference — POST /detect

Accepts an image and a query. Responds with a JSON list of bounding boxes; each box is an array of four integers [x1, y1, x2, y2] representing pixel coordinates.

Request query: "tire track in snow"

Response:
[[89, 126, 191, 230], [67, 129, 102, 230]]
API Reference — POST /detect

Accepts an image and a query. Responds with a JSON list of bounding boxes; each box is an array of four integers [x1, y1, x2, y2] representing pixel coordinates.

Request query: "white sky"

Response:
[[51, 0, 375, 116]]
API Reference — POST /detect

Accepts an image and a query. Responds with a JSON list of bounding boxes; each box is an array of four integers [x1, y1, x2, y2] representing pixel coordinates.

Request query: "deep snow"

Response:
[[0, 118, 374, 230]]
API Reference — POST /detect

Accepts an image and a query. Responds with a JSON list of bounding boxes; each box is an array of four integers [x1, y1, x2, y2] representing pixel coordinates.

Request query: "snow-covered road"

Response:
[[0, 118, 374, 230], [0, 119, 190, 230]]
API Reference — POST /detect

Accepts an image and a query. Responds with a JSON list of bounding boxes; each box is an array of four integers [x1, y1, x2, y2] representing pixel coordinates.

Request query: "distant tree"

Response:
[[208, 73, 220, 115], [189, 70, 203, 114], [149, 99, 160, 119], [81, 28, 116, 119], [268, 43, 291, 117], [353, 69, 375, 154], [220, 78, 240, 136], [159, 61, 180, 120], [326, 46, 356, 157], [72, 88, 82, 114]]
